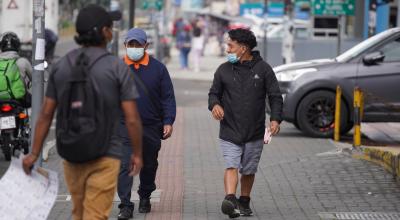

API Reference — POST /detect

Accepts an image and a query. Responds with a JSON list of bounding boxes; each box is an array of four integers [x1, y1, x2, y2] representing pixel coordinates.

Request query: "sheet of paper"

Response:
[[0, 156, 58, 220], [34, 38, 45, 60]]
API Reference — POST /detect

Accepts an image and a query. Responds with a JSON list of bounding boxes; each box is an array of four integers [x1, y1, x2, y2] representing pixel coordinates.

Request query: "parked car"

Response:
[[274, 27, 400, 137]]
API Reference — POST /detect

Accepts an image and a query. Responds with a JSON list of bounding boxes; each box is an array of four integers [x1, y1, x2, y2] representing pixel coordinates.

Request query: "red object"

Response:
[[1, 104, 13, 112], [228, 23, 250, 30], [183, 24, 192, 32]]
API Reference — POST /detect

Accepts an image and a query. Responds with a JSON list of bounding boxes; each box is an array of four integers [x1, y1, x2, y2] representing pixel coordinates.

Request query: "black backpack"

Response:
[[56, 51, 112, 163]]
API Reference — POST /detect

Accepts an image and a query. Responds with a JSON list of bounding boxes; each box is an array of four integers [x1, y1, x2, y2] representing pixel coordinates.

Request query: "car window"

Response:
[[379, 37, 400, 62], [336, 29, 398, 62]]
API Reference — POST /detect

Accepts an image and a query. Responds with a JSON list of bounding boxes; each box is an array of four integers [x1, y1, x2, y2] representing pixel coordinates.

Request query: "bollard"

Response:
[[360, 90, 364, 120], [353, 87, 362, 147], [334, 85, 342, 142]]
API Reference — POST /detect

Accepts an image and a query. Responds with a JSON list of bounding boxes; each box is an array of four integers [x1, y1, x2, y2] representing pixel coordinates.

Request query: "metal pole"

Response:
[[398, 0, 400, 27], [110, 0, 120, 56], [337, 15, 342, 56], [153, 11, 160, 60], [282, 0, 294, 64], [334, 85, 342, 142], [353, 87, 362, 148], [129, 0, 136, 28], [262, 0, 268, 60], [32, 0, 45, 166]]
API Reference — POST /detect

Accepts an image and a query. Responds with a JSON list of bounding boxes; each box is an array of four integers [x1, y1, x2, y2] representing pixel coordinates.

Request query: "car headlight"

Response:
[[276, 68, 317, 82]]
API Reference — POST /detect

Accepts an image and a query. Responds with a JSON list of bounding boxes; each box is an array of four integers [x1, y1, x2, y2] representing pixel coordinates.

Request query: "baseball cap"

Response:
[[124, 28, 147, 45], [75, 4, 121, 35]]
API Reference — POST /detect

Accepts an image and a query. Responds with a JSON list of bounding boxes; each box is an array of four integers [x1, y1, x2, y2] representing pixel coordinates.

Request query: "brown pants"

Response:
[[63, 157, 121, 220]]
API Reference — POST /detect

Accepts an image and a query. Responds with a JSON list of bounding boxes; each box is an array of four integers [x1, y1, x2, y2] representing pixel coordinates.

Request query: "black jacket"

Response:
[[208, 51, 283, 145]]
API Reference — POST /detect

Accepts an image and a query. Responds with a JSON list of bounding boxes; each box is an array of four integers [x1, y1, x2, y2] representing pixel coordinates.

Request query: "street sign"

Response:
[[311, 0, 355, 16], [141, 0, 163, 11], [240, 3, 264, 17]]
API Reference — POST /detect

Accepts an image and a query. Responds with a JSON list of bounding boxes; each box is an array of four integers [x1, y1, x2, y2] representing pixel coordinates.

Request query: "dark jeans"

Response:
[[117, 125, 162, 207], [179, 47, 191, 68]]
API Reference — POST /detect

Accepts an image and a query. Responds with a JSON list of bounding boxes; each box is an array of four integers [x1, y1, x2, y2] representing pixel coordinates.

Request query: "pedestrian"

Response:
[[22, 5, 143, 220], [0, 31, 32, 107], [44, 28, 58, 64], [176, 24, 192, 70], [191, 20, 204, 73], [208, 28, 283, 218], [117, 28, 176, 220]]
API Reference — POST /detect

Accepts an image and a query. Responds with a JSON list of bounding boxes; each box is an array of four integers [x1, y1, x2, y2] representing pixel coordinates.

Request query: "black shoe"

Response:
[[118, 204, 134, 220], [139, 198, 151, 213], [221, 194, 240, 218], [238, 196, 253, 216]]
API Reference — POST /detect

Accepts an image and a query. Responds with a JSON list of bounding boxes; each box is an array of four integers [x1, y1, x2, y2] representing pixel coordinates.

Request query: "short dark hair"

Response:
[[228, 28, 257, 50], [74, 28, 106, 46]]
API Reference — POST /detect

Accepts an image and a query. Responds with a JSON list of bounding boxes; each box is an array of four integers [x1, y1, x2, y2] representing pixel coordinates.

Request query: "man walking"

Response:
[[117, 28, 176, 219], [22, 5, 143, 220], [208, 28, 283, 218]]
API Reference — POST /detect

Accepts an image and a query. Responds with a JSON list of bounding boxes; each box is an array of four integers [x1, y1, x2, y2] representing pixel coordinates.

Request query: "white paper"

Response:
[[35, 39, 45, 60], [0, 155, 58, 220], [264, 128, 272, 144], [34, 63, 44, 71]]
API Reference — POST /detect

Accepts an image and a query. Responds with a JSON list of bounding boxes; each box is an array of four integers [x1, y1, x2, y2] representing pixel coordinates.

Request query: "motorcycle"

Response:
[[0, 100, 30, 161]]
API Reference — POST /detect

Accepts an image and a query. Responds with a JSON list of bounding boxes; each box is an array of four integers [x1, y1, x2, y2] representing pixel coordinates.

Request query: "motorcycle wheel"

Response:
[[3, 145, 11, 161], [22, 140, 29, 154]]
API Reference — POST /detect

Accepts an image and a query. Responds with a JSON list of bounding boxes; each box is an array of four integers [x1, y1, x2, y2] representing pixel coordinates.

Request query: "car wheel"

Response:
[[296, 91, 349, 138]]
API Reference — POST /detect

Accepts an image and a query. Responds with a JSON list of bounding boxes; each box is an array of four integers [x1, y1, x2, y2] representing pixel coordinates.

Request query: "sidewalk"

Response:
[[9, 108, 400, 219]]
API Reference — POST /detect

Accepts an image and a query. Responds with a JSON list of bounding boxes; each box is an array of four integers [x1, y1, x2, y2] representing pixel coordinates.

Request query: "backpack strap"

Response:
[[66, 50, 111, 79], [88, 53, 110, 70], [130, 67, 163, 120]]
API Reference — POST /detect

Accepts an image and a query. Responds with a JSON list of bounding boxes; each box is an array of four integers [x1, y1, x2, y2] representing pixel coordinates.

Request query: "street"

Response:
[[1, 38, 400, 220]]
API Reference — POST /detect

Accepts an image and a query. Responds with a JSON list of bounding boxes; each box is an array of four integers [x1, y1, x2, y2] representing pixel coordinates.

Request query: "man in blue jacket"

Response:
[[117, 28, 176, 220]]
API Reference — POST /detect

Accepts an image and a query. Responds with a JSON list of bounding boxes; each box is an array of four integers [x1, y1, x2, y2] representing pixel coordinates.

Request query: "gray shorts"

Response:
[[219, 139, 264, 175]]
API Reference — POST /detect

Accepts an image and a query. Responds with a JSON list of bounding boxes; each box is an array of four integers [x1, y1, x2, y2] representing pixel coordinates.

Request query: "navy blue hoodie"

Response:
[[119, 55, 176, 143]]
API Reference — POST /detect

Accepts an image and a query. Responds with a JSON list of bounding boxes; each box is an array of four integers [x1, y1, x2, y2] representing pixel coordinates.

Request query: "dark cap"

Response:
[[75, 4, 121, 35]]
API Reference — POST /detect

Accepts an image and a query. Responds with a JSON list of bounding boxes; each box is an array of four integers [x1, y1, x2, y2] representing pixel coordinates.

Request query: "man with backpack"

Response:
[[116, 28, 176, 220], [22, 5, 143, 220], [0, 32, 32, 106]]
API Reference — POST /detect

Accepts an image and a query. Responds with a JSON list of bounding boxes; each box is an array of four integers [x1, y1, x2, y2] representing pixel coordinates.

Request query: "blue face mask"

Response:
[[227, 53, 239, 63], [127, 47, 145, 61]]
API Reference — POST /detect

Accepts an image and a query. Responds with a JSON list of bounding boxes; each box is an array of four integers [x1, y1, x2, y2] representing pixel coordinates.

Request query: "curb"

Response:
[[353, 146, 400, 179]]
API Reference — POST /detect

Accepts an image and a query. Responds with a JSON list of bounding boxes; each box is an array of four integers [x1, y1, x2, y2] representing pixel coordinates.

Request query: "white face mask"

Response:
[[127, 47, 145, 61]]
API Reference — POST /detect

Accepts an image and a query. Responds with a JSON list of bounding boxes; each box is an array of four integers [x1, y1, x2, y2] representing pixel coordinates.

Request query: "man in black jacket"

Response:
[[208, 28, 283, 218]]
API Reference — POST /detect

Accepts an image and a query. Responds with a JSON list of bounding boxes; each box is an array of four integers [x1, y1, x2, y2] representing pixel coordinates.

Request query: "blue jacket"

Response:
[[119, 56, 176, 142]]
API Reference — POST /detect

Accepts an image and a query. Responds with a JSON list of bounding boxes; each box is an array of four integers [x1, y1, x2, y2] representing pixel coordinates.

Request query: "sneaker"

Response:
[[117, 204, 134, 220], [139, 198, 151, 213], [221, 194, 240, 219], [238, 196, 253, 216]]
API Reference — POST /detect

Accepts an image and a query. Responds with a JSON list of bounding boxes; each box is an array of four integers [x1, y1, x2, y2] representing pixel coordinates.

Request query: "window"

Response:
[[379, 37, 400, 62]]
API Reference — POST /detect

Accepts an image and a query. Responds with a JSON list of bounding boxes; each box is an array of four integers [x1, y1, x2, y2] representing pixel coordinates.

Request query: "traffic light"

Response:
[[155, 0, 163, 11], [142, 1, 149, 10]]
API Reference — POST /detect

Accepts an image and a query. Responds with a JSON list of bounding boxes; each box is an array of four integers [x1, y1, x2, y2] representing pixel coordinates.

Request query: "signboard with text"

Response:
[[311, 0, 355, 16]]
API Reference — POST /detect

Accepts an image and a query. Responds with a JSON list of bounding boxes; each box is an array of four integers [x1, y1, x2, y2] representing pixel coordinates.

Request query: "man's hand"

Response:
[[22, 153, 38, 175], [269, 121, 280, 136], [129, 154, 143, 176], [163, 125, 173, 139], [212, 104, 224, 121]]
